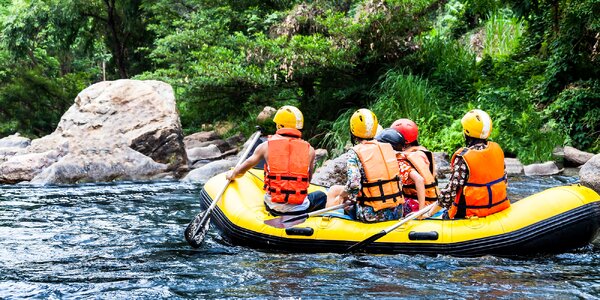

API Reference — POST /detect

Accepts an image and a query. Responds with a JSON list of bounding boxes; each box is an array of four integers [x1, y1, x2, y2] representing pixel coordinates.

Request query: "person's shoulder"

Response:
[[255, 141, 268, 153]]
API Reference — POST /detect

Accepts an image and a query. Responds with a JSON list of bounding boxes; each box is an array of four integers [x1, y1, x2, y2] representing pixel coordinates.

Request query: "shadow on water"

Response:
[[1, 175, 599, 298]]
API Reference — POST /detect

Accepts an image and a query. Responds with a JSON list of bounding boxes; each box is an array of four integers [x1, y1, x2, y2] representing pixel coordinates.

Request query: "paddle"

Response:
[[184, 128, 263, 248], [264, 199, 351, 229], [345, 203, 435, 252]]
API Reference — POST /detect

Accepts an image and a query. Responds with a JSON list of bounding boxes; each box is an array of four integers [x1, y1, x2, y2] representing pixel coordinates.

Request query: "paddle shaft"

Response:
[[191, 129, 263, 237], [346, 203, 435, 252], [284, 200, 349, 223], [382, 203, 435, 234]]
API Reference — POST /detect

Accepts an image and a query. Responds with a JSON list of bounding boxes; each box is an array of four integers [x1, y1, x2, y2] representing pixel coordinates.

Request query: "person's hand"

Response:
[[225, 170, 236, 181], [343, 199, 356, 206], [417, 206, 436, 220]]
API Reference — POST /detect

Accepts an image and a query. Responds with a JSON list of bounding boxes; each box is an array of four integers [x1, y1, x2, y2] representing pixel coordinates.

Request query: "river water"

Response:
[[1, 175, 599, 299]]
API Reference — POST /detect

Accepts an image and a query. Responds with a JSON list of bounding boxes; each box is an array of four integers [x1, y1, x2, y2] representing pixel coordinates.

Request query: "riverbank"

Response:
[[0, 80, 598, 194]]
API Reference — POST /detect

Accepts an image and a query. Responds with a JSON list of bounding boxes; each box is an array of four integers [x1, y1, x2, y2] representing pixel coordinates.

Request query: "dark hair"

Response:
[[465, 135, 487, 147]]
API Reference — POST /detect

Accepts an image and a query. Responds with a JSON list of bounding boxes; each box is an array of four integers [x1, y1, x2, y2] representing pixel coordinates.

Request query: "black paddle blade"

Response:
[[184, 212, 211, 248], [263, 214, 307, 229], [346, 230, 386, 252]]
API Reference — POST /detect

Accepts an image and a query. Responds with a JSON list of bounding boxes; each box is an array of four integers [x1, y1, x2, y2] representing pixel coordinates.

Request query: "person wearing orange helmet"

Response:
[[326, 109, 404, 222], [391, 119, 439, 214], [226, 105, 326, 215], [423, 109, 510, 219]]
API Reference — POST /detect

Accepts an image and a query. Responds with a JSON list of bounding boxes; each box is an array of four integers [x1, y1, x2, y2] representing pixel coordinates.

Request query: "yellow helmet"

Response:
[[350, 108, 379, 139], [273, 105, 304, 129], [461, 109, 492, 139]]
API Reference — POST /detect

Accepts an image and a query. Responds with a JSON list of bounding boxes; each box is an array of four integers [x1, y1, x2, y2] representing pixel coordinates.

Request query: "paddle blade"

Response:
[[346, 230, 386, 252], [184, 211, 211, 248], [263, 215, 307, 229]]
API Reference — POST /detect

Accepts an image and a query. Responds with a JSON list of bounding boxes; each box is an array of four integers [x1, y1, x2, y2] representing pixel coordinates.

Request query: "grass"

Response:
[[481, 10, 525, 59]]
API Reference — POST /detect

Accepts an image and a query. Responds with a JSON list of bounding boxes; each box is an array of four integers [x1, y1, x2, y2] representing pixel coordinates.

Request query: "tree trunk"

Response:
[[104, 0, 128, 78]]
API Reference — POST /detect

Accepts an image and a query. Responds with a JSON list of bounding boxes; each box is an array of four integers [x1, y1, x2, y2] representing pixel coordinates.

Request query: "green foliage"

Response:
[[411, 36, 478, 100], [473, 88, 564, 163], [370, 70, 440, 126], [0, 67, 89, 137], [481, 9, 524, 59], [418, 117, 465, 155], [320, 109, 354, 156], [548, 80, 600, 153], [0, 0, 597, 164]]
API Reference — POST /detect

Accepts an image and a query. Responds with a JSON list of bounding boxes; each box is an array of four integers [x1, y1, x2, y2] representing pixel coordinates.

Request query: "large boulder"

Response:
[[187, 144, 223, 163], [505, 158, 524, 175], [523, 161, 561, 176], [0, 79, 187, 184], [30, 146, 167, 184], [580, 154, 600, 194], [563, 146, 594, 166], [0, 150, 63, 183], [183, 131, 219, 149], [311, 152, 351, 187]]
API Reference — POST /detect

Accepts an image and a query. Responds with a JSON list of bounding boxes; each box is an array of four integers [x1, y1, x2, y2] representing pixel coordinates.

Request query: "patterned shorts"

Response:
[[355, 204, 403, 223]]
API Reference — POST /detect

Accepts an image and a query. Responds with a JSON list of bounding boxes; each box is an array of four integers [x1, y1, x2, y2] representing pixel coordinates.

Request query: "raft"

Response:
[[200, 169, 600, 256]]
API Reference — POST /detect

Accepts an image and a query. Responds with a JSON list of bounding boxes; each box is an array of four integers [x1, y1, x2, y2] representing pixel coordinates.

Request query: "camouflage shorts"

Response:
[[355, 204, 403, 223]]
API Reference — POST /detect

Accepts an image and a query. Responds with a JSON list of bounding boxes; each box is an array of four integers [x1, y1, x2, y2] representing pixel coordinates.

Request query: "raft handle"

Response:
[[285, 227, 314, 236], [408, 231, 439, 241]]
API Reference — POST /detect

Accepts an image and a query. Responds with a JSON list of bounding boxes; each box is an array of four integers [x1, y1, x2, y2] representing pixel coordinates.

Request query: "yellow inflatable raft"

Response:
[[200, 169, 600, 256]]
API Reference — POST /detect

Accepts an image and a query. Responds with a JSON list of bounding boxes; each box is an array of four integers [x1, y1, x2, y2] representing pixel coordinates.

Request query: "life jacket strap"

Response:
[[266, 175, 309, 182], [360, 176, 400, 188], [464, 175, 506, 187], [358, 191, 404, 203], [267, 187, 308, 195], [450, 197, 509, 209]]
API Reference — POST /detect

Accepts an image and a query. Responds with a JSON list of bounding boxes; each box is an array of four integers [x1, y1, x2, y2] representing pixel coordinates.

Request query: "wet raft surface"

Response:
[[1, 176, 599, 298]]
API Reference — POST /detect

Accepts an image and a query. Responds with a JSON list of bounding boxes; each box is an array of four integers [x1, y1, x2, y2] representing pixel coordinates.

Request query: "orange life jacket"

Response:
[[400, 146, 439, 203], [264, 128, 311, 205], [353, 140, 404, 211], [448, 141, 510, 219]]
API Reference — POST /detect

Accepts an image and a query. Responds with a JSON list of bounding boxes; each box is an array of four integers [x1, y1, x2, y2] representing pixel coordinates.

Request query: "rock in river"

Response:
[[0, 79, 188, 184], [580, 154, 600, 194]]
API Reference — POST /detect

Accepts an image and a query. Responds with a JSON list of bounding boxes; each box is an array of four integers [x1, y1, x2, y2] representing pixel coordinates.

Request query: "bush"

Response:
[[548, 80, 600, 153]]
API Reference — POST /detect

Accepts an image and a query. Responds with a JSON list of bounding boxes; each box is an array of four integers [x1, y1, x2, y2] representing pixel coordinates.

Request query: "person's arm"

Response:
[[225, 143, 266, 181], [344, 150, 362, 202], [409, 170, 426, 210], [437, 155, 468, 209], [308, 146, 316, 181], [421, 201, 441, 219]]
